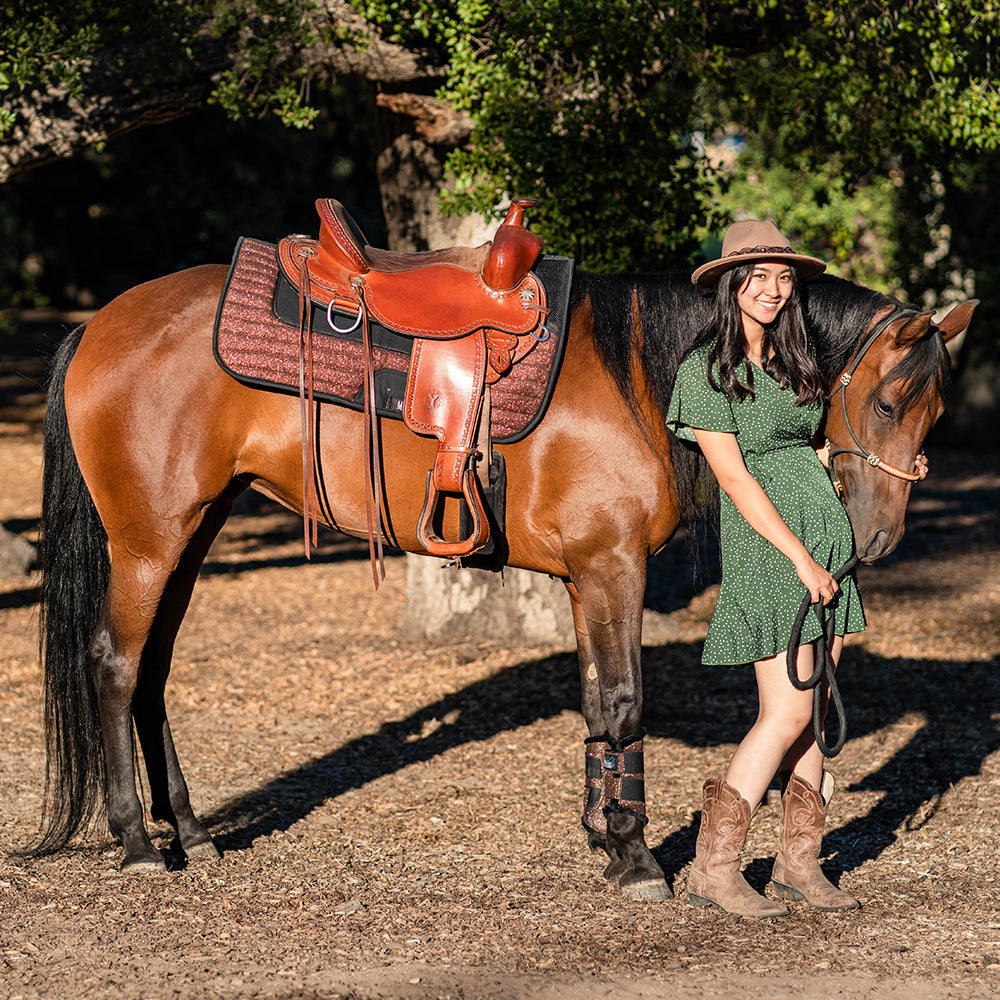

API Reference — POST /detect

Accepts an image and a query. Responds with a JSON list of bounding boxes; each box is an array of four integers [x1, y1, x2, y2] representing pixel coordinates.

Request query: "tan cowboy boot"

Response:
[[687, 778, 788, 918], [770, 771, 859, 910]]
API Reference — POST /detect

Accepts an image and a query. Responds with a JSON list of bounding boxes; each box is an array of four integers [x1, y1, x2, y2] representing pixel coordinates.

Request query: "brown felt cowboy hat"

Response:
[[691, 219, 826, 288]]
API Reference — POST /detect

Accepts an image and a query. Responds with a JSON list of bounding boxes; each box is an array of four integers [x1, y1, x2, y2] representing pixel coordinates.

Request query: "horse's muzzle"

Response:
[[857, 527, 897, 563]]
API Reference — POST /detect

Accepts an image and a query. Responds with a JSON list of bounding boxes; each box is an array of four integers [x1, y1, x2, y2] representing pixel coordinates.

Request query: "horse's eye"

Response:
[[875, 398, 894, 418]]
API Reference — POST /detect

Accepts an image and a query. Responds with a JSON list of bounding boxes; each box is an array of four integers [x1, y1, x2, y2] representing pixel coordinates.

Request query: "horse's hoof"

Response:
[[120, 856, 167, 874], [621, 877, 673, 901], [185, 839, 221, 862]]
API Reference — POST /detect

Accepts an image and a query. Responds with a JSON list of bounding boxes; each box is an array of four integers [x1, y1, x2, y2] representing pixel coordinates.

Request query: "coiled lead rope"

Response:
[[786, 555, 858, 758]]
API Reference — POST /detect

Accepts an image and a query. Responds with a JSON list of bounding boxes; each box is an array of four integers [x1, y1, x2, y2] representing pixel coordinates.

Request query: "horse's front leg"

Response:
[[565, 569, 670, 900]]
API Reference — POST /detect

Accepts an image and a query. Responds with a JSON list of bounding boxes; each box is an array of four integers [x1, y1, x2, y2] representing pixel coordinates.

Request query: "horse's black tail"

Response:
[[29, 324, 110, 855]]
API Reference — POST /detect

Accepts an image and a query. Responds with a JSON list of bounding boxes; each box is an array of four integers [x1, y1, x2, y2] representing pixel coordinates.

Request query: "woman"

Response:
[[666, 219, 925, 918]]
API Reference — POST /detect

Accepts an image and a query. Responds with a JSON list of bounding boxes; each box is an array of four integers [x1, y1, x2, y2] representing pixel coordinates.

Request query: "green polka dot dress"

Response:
[[666, 342, 866, 667]]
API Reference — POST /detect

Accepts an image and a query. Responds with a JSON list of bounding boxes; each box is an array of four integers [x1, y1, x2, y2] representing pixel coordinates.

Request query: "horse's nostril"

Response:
[[860, 528, 892, 563]]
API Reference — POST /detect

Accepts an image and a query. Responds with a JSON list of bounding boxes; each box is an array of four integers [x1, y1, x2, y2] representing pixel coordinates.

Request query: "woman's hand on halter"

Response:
[[915, 450, 929, 480], [794, 554, 839, 606]]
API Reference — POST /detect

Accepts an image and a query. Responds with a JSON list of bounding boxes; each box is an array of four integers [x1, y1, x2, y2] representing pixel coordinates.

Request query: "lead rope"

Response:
[[786, 555, 857, 758]]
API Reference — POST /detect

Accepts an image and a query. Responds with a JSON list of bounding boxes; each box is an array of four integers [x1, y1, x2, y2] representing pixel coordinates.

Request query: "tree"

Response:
[[0, 1, 429, 181], [5, 3, 1000, 275]]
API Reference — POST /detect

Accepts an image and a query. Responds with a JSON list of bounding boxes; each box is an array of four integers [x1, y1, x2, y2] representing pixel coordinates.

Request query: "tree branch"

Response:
[[0, 0, 434, 182]]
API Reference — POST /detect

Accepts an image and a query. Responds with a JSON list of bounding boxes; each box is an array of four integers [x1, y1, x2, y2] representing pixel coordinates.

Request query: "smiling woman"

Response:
[[667, 219, 888, 918], [736, 262, 793, 333]]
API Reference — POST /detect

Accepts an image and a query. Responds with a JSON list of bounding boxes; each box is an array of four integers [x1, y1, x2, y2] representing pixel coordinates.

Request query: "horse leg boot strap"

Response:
[[582, 731, 647, 838], [687, 778, 789, 918], [770, 771, 859, 910]]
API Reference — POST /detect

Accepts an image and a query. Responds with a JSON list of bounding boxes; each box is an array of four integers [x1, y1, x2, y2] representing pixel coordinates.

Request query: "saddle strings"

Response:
[[298, 252, 320, 559], [356, 279, 387, 589], [297, 257, 386, 586]]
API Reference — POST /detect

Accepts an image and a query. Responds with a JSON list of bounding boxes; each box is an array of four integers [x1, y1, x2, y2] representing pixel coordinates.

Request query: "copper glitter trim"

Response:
[[582, 735, 647, 836]]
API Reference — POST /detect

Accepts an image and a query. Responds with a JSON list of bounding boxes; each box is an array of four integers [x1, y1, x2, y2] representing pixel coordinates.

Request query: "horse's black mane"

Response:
[[802, 275, 952, 415], [570, 270, 951, 541]]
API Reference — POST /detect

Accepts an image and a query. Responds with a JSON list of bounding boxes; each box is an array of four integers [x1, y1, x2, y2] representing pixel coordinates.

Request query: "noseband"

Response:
[[825, 312, 922, 486]]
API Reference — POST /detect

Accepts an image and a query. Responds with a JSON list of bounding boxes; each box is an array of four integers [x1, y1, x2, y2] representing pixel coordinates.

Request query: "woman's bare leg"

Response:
[[778, 634, 844, 783], [723, 638, 840, 810]]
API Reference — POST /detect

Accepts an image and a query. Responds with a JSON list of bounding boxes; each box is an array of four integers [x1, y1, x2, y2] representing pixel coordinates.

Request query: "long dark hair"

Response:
[[697, 263, 825, 405]]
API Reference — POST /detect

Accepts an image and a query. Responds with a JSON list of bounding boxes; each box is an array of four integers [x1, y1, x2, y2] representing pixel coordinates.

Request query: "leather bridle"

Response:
[[825, 310, 922, 487], [799, 308, 938, 757]]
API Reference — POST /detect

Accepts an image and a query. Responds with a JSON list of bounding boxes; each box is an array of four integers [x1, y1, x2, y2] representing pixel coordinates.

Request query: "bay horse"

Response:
[[34, 259, 975, 900]]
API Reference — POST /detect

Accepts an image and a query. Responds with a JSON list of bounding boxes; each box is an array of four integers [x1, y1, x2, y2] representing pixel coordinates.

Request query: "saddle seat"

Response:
[[277, 198, 549, 570], [317, 199, 490, 276], [278, 198, 546, 341]]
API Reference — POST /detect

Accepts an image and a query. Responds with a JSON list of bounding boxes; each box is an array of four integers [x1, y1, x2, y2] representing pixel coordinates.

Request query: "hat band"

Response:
[[726, 244, 793, 258]]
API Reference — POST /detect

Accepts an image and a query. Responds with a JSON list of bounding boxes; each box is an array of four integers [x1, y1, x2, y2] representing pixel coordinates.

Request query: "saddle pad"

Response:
[[213, 238, 574, 443]]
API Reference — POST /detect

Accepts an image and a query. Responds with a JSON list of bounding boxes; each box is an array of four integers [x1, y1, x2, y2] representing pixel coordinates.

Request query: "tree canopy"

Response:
[[2, 1, 999, 280], [418, 1, 1000, 273]]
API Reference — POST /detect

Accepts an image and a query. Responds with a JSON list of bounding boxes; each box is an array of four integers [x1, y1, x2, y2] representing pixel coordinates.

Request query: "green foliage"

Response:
[[0, 2, 324, 140], [207, 0, 325, 128], [354, 1, 725, 271], [5, 0, 1000, 294], [0, 3, 205, 116], [349, 0, 1000, 273], [0, 5, 102, 97], [705, 1, 1000, 181], [706, 148, 903, 294]]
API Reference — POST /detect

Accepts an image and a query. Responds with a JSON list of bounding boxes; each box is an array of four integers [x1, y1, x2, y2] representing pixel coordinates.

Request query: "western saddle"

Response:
[[277, 198, 549, 583]]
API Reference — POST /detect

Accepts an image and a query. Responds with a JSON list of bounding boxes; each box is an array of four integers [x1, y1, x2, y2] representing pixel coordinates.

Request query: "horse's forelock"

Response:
[[869, 326, 951, 415]]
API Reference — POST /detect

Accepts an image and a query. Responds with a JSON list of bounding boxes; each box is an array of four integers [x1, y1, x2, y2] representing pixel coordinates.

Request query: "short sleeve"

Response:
[[666, 348, 738, 442]]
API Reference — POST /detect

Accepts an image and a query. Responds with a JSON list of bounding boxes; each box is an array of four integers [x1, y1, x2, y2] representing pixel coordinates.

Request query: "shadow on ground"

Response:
[[200, 637, 999, 891]]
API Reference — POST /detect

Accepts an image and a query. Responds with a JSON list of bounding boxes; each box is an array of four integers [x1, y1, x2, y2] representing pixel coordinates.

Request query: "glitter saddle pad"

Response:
[[213, 237, 574, 443]]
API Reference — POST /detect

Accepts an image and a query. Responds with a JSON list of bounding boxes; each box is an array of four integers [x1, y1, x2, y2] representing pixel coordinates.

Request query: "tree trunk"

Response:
[[374, 98, 574, 645]]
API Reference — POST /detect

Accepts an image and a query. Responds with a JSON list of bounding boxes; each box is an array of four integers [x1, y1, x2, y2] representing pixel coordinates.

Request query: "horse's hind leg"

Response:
[[565, 570, 670, 901], [90, 563, 177, 871], [131, 488, 244, 863], [94, 489, 241, 871]]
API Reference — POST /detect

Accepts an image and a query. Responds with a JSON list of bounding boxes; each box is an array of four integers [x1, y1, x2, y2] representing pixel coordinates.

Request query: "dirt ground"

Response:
[[1, 323, 999, 1000]]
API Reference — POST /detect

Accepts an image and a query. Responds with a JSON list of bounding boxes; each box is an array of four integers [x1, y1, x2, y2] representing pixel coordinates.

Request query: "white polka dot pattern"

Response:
[[666, 342, 866, 667]]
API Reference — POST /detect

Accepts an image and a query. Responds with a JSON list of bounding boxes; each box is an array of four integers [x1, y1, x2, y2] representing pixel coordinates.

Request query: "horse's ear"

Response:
[[894, 312, 932, 348], [936, 298, 979, 343]]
